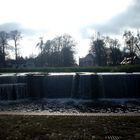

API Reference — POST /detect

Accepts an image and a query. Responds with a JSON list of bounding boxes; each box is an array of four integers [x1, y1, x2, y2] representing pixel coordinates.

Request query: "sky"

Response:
[[0, 0, 140, 61]]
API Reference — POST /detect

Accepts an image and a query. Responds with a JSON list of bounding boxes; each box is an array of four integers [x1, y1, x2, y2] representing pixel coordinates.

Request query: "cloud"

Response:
[[0, 22, 21, 32], [81, 0, 140, 37], [0, 22, 38, 36]]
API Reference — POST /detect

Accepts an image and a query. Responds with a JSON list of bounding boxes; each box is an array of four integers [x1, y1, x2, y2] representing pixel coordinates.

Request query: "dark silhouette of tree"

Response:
[[61, 46, 75, 66], [61, 34, 76, 66], [0, 49, 2, 67], [36, 34, 76, 67], [89, 34, 107, 66], [36, 37, 45, 66], [36, 37, 44, 53], [50, 36, 63, 66], [123, 30, 140, 64], [42, 40, 52, 66], [10, 30, 22, 62], [43, 40, 51, 54], [0, 31, 9, 66], [123, 31, 136, 55], [105, 37, 122, 65], [136, 31, 140, 53]]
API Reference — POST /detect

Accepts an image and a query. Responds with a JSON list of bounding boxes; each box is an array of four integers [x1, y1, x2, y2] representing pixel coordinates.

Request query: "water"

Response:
[[0, 73, 140, 100], [0, 83, 27, 100], [100, 74, 140, 98]]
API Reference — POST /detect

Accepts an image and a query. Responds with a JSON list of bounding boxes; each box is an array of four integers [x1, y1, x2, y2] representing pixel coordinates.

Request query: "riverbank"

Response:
[[0, 99, 140, 114]]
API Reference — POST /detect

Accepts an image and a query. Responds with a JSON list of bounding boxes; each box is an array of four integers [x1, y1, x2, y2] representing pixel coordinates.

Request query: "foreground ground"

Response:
[[0, 115, 140, 140]]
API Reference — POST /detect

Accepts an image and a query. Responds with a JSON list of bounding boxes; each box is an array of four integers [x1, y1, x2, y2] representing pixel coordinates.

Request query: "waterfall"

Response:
[[0, 83, 27, 100], [71, 73, 80, 98], [99, 74, 140, 98], [70, 75, 76, 98], [0, 75, 27, 100], [0, 73, 140, 101], [98, 74, 105, 98], [78, 74, 93, 99], [90, 74, 100, 99], [27, 75, 44, 99], [45, 75, 73, 98]]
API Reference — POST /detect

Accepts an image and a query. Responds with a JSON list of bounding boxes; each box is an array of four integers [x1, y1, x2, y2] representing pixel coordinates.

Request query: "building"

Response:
[[79, 54, 95, 66]]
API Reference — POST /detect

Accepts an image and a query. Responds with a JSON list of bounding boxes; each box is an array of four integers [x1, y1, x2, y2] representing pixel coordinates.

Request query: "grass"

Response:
[[0, 115, 139, 140], [0, 65, 140, 73]]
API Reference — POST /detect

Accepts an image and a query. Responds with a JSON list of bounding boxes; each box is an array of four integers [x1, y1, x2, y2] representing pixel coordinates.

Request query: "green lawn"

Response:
[[0, 115, 139, 140], [0, 65, 140, 73]]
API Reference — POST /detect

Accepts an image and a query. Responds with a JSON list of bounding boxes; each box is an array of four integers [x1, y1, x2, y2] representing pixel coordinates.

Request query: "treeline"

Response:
[[35, 34, 76, 67], [89, 31, 140, 66], [0, 30, 21, 67], [0, 31, 76, 67], [0, 30, 140, 68]]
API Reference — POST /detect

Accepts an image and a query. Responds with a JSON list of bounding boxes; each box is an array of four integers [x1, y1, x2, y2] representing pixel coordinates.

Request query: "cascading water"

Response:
[[90, 74, 100, 99], [100, 74, 140, 98], [0, 73, 140, 100], [44, 75, 73, 98], [27, 75, 44, 98], [0, 75, 27, 100], [27, 74, 74, 99], [78, 74, 93, 99], [98, 74, 105, 98]]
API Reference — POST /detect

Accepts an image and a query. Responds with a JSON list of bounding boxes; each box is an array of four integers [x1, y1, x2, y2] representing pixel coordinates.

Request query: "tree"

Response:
[[50, 36, 63, 66], [35, 34, 76, 67], [134, 31, 140, 55], [105, 37, 122, 65], [123, 30, 140, 64], [61, 34, 76, 66], [43, 40, 52, 54], [36, 37, 45, 66], [89, 34, 107, 66], [36, 37, 44, 53], [61, 46, 75, 66], [0, 31, 9, 66], [10, 30, 22, 61], [42, 40, 52, 66]]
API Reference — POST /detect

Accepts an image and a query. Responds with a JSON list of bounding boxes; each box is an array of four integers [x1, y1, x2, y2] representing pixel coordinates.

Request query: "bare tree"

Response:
[[135, 31, 140, 53], [10, 30, 22, 61], [123, 30, 140, 64], [0, 31, 9, 66], [36, 37, 44, 53], [105, 37, 122, 65]]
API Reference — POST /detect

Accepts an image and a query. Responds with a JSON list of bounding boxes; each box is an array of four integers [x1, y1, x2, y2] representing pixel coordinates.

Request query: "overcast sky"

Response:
[[0, 0, 139, 60]]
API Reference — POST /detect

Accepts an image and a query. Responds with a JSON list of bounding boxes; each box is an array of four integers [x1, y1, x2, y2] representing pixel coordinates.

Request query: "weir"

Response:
[[0, 73, 140, 100]]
